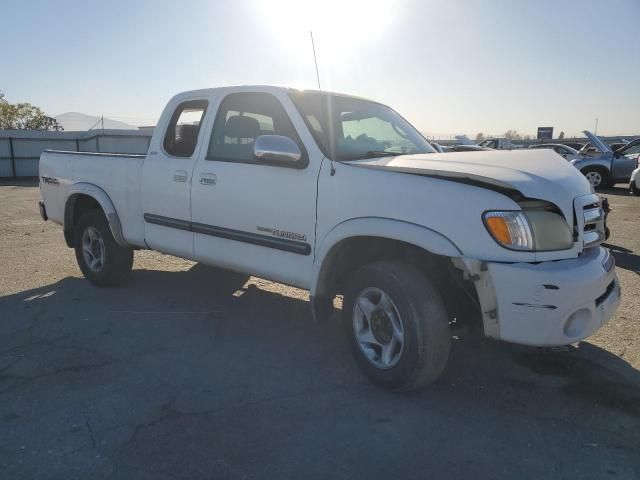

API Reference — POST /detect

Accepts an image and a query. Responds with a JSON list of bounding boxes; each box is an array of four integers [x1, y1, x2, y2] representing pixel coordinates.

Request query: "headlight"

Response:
[[483, 208, 573, 251]]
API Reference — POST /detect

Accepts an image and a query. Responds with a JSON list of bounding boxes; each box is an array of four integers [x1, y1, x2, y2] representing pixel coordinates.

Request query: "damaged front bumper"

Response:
[[454, 246, 620, 347]]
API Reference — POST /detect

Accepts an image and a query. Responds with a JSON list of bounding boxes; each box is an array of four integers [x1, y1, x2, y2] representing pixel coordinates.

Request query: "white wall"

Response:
[[0, 129, 153, 177]]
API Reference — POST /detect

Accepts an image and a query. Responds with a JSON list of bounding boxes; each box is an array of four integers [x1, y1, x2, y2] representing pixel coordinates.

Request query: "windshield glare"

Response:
[[289, 91, 435, 160]]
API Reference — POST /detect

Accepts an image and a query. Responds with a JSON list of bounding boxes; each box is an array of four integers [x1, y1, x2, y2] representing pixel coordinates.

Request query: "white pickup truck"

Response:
[[38, 86, 620, 391]]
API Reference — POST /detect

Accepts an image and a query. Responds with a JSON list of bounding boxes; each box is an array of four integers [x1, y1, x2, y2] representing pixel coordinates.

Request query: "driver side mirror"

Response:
[[254, 135, 302, 166]]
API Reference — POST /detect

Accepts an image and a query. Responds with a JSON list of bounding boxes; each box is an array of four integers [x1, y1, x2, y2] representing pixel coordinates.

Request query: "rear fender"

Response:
[[64, 183, 128, 247]]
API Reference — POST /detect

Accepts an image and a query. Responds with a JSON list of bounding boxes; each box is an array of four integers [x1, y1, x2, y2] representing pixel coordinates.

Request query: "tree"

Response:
[[504, 129, 522, 140], [475, 132, 485, 142], [0, 92, 63, 131], [558, 131, 565, 140]]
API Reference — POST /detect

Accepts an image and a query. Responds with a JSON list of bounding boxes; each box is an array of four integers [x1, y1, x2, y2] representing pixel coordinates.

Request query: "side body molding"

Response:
[[64, 182, 129, 247], [310, 217, 462, 296]]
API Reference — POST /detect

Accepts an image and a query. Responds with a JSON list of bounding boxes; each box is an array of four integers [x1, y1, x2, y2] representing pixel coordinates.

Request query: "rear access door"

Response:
[[141, 97, 209, 258]]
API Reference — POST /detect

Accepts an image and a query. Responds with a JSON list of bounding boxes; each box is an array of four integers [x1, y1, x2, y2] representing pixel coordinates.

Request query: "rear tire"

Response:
[[343, 261, 450, 391], [74, 210, 133, 287], [631, 182, 640, 196]]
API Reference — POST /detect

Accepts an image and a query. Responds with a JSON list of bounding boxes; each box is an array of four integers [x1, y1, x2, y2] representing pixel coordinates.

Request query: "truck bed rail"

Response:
[[44, 149, 145, 159]]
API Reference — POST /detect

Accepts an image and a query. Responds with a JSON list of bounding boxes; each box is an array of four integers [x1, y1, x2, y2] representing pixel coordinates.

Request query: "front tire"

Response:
[[343, 261, 450, 391], [74, 210, 133, 287], [631, 182, 640, 196], [582, 168, 608, 190]]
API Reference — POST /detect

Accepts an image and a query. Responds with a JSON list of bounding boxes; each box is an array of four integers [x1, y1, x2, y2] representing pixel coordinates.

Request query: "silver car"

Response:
[[529, 143, 582, 161]]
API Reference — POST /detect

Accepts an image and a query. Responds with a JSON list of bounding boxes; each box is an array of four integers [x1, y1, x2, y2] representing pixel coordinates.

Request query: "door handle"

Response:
[[173, 170, 188, 182], [200, 173, 217, 186]]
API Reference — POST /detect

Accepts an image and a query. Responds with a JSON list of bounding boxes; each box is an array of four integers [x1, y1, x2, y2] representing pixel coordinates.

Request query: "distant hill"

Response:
[[54, 112, 138, 131]]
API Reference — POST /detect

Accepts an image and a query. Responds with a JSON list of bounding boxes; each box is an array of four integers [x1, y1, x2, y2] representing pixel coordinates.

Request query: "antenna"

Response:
[[310, 31, 321, 90]]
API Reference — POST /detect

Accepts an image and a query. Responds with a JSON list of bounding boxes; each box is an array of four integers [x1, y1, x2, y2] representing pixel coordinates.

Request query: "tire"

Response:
[[343, 261, 450, 391], [582, 168, 608, 190], [631, 182, 640, 196], [74, 210, 133, 287]]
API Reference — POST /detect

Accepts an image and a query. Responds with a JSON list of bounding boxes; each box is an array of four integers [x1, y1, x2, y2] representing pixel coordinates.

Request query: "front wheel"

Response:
[[631, 182, 640, 196], [74, 210, 133, 287], [343, 261, 450, 391], [582, 168, 608, 190]]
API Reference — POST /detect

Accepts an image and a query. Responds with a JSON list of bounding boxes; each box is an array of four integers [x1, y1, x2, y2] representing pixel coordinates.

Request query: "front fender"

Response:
[[64, 182, 128, 247], [572, 156, 612, 172], [310, 217, 461, 296]]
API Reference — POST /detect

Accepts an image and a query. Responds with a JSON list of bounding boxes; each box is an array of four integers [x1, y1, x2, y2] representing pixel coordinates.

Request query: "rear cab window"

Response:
[[163, 100, 208, 157]]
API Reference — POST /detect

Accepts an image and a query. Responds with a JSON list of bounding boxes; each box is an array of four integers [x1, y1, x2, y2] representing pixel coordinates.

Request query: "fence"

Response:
[[0, 129, 154, 178]]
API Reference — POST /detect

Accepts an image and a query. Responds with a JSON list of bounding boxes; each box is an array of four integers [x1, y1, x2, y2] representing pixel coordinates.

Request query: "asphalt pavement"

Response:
[[1, 180, 638, 479]]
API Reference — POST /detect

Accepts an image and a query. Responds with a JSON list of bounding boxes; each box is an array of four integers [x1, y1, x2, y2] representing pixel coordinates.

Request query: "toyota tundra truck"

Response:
[[38, 86, 620, 391]]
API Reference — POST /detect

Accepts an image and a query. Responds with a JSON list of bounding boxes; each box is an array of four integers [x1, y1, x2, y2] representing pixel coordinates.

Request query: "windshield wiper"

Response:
[[344, 151, 402, 160]]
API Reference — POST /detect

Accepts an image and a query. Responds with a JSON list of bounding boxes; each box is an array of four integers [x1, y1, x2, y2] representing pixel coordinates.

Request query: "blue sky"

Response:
[[2, 0, 638, 137]]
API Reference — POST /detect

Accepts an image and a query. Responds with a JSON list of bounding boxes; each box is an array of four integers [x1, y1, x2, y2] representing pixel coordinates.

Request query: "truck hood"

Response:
[[347, 149, 593, 219]]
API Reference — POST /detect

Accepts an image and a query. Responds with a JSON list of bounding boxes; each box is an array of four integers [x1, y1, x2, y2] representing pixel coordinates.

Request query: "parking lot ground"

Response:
[[1, 179, 639, 480]]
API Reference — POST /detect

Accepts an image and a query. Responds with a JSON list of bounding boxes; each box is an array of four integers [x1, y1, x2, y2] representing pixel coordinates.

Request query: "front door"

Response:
[[190, 91, 320, 288], [141, 98, 208, 258], [612, 140, 640, 181]]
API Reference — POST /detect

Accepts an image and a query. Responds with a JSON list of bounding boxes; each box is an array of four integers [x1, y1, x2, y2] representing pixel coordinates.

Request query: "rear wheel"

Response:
[[631, 182, 640, 196], [582, 168, 608, 190], [343, 261, 450, 391], [74, 210, 133, 287]]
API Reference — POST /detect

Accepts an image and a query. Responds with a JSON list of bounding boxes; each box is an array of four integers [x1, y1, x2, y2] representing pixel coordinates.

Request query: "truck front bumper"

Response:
[[479, 246, 620, 347]]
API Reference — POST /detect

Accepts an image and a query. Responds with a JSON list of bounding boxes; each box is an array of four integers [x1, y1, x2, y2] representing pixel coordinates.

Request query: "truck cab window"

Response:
[[163, 100, 208, 157], [207, 92, 301, 163]]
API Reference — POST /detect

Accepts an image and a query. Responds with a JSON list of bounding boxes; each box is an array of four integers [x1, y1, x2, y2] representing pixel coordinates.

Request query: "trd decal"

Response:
[[40, 176, 59, 185], [257, 226, 307, 242]]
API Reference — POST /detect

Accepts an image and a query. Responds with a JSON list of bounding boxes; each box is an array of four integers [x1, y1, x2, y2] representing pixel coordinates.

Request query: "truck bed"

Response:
[[39, 150, 147, 247]]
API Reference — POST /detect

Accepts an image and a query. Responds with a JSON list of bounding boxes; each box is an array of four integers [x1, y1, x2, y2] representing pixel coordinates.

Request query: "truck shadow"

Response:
[[1, 264, 639, 421], [603, 242, 640, 274], [600, 185, 631, 197], [442, 333, 640, 415]]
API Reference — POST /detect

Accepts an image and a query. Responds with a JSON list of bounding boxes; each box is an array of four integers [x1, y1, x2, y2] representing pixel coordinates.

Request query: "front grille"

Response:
[[582, 202, 605, 248]]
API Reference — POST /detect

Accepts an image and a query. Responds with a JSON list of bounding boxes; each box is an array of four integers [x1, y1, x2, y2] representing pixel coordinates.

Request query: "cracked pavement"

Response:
[[1, 180, 639, 479]]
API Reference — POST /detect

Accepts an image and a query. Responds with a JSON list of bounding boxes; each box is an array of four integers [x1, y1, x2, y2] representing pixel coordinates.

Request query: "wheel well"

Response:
[[315, 236, 481, 328], [63, 194, 102, 247], [581, 165, 609, 177]]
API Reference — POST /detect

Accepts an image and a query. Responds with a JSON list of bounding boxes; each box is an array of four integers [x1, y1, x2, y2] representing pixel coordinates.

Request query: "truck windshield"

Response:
[[289, 91, 435, 160]]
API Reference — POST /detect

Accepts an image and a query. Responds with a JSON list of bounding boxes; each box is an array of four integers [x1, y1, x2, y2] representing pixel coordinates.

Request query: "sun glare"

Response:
[[254, 0, 398, 70]]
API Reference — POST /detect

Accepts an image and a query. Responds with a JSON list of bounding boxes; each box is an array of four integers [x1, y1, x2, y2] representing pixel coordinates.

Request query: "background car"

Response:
[[563, 141, 586, 151], [579, 140, 630, 157], [571, 132, 640, 189], [529, 143, 582, 161]]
